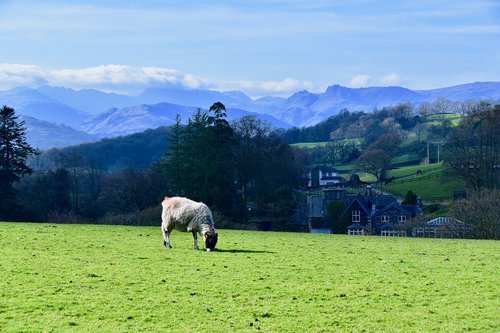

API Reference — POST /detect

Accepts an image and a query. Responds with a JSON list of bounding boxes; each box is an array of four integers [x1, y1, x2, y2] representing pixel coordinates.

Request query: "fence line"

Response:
[[389, 172, 442, 185], [370, 182, 454, 202]]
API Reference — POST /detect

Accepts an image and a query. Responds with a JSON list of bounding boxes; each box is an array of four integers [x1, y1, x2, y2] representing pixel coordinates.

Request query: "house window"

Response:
[[349, 228, 365, 235], [381, 230, 407, 237], [398, 215, 407, 222], [381, 215, 389, 222], [352, 210, 360, 223]]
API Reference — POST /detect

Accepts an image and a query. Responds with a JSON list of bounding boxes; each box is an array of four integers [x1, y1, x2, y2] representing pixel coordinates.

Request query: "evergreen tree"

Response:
[[402, 190, 417, 205], [163, 114, 185, 195], [183, 108, 212, 199], [203, 102, 236, 216], [0, 106, 37, 219]]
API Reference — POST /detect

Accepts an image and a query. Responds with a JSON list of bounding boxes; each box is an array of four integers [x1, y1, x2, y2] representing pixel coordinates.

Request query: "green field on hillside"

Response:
[[425, 113, 463, 126], [1, 223, 498, 332], [389, 153, 422, 166], [291, 141, 330, 148], [291, 138, 362, 149], [382, 172, 464, 200], [385, 162, 443, 179], [381, 163, 465, 199]]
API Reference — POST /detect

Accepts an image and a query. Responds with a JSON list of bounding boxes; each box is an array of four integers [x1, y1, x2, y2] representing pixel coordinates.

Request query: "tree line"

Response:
[[0, 103, 302, 229], [1, 100, 498, 238], [162, 102, 302, 226]]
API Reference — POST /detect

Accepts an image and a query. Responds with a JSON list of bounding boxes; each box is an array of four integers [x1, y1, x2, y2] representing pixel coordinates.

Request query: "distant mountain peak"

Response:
[[3, 81, 500, 148]]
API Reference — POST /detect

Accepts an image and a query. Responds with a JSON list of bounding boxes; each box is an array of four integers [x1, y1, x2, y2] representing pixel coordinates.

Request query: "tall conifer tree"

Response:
[[163, 114, 185, 195], [0, 106, 37, 219]]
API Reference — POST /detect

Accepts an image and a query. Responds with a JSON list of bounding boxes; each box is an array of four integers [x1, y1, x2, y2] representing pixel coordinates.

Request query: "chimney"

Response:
[[366, 184, 373, 197]]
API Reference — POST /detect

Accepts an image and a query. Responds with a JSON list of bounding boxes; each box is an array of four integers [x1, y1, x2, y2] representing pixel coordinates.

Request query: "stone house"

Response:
[[308, 185, 421, 236]]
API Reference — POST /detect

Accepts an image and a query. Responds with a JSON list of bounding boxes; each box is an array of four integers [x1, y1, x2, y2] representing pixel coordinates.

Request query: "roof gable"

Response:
[[373, 202, 412, 217], [340, 193, 371, 218]]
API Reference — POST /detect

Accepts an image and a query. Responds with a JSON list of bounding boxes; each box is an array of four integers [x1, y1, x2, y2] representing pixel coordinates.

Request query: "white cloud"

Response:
[[348, 73, 402, 87], [0, 63, 316, 97], [219, 78, 318, 97], [348, 74, 371, 88], [378, 73, 401, 86], [0, 64, 48, 88], [0, 64, 211, 93], [48, 65, 212, 91]]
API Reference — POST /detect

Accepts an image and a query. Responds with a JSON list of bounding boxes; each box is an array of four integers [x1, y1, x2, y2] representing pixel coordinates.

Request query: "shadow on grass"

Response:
[[214, 248, 275, 254]]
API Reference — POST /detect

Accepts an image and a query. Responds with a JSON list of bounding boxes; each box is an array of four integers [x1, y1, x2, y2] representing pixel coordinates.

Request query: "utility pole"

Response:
[[437, 142, 440, 163], [427, 142, 430, 164]]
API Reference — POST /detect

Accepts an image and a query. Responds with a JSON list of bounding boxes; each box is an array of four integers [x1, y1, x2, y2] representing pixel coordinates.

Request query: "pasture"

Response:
[[382, 163, 465, 200], [0, 222, 498, 332]]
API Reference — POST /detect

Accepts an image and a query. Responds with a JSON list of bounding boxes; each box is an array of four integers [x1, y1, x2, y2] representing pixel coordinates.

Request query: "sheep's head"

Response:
[[204, 231, 218, 252]]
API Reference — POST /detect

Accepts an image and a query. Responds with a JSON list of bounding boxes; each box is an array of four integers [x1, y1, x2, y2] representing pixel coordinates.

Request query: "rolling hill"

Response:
[[82, 102, 292, 137], [22, 116, 98, 149], [2, 81, 499, 148]]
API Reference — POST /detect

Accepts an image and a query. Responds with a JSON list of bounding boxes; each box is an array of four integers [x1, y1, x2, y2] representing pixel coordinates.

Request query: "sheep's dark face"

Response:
[[204, 232, 218, 252]]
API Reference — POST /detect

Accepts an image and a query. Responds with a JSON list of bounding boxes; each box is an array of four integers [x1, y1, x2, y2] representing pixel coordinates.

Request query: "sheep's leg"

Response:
[[192, 231, 199, 250], [162, 225, 172, 248]]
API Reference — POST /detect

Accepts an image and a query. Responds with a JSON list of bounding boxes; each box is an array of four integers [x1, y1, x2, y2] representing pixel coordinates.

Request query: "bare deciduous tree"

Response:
[[452, 188, 500, 239], [445, 102, 500, 190], [356, 148, 390, 180]]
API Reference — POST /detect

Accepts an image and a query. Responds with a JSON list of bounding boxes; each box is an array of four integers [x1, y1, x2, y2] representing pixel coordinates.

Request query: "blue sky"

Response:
[[0, 0, 499, 96]]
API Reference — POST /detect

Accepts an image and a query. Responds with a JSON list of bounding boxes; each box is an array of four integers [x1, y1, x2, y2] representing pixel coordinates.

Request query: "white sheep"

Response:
[[161, 196, 218, 251]]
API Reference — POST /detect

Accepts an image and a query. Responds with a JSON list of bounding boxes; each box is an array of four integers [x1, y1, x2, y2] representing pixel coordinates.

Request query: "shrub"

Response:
[[97, 205, 162, 226]]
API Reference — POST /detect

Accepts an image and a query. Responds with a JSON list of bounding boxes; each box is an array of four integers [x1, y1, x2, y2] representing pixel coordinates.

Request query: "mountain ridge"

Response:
[[1, 81, 499, 148]]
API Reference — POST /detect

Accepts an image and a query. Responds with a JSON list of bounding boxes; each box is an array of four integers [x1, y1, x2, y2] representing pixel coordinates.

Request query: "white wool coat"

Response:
[[161, 197, 215, 236]]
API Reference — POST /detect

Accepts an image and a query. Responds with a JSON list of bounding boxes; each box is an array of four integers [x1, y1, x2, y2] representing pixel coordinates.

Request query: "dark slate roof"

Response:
[[400, 205, 420, 217], [340, 193, 371, 218], [347, 223, 365, 229], [364, 194, 397, 207], [341, 191, 422, 222], [373, 202, 413, 217]]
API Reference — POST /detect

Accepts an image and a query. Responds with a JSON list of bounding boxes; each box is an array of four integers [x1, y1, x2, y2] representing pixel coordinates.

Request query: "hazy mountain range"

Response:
[[81, 103, 291, 137], [1, 81, 499, 149]]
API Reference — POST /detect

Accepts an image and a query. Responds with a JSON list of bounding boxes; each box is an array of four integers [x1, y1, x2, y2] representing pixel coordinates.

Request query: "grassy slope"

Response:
[[291, 141, 330, 148], [381, 163, 465, 199], [291, 138, 362, 149], [1, 223, 498, 332], [385, 162, 443, 179], [383, 171, 464, 199], [425, 113, 462, 126]]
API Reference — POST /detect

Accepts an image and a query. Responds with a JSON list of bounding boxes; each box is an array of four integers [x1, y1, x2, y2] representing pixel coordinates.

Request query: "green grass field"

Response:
[[381, 163, 465, 199], [425, 113, 463, 126], [383, 172, 464, 200], [291, 141, 330, 148], [1, 223, 498, 332], [385, 162, 443, 179]]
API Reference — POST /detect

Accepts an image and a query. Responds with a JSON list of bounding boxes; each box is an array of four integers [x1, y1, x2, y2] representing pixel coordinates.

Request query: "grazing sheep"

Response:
[[161, 196, 218, 251]]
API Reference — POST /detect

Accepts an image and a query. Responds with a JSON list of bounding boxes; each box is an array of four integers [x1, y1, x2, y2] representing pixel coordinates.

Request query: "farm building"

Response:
[[307, 166, 343, 188], [308, 185, 421, 236], [307, 187, 348, 233]]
